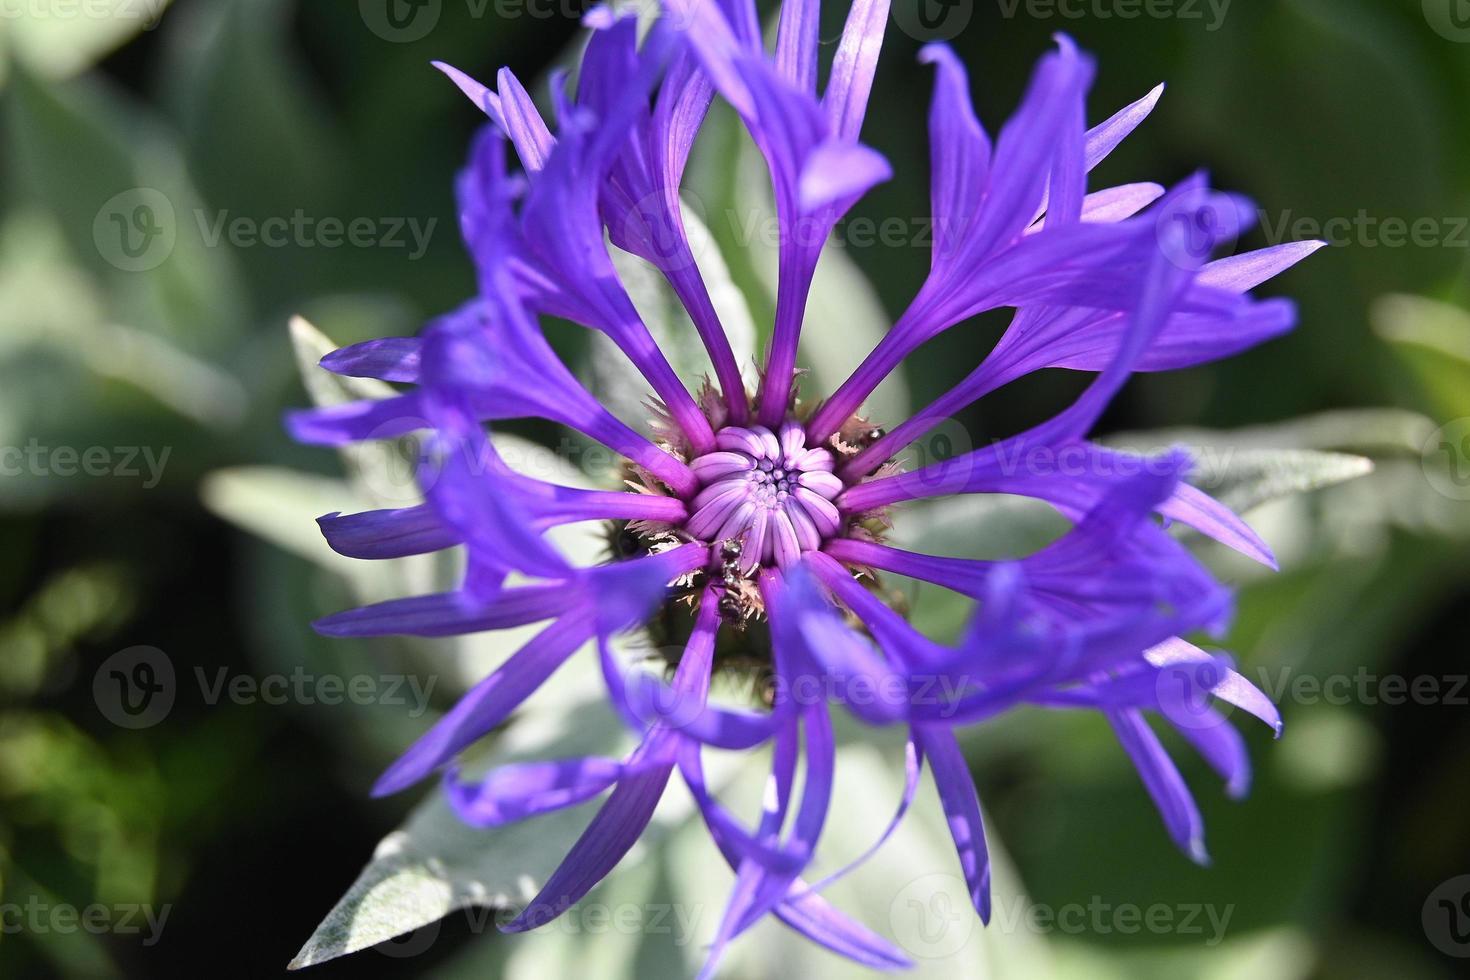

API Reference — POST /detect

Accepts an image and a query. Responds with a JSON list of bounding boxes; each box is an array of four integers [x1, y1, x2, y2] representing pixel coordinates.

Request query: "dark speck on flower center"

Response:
[[685, 423, 845, 571]]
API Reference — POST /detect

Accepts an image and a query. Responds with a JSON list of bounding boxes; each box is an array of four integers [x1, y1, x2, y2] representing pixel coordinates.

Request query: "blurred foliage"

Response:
[[0, 0, 1467, 977]]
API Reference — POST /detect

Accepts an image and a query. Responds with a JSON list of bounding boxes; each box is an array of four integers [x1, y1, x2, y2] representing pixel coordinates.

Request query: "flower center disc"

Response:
[[686, 423, 845, 571]]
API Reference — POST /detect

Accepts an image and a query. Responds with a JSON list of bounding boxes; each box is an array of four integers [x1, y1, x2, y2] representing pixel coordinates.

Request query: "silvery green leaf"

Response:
[[0, 211, 245, 431], [0, 0, 172, 82], [288, 694, 637, 970], [1185, 449, 1373, 516], [288, 314, 396, 406], [289, 315, 430, 513], [1372, 293, 1470, 419], [200, 466, 368, 577], [1107, 408, 1433, 459], [690, 733, 1055, 979], [1371, 293, 1470, 363], [1104, 412, 1415, 514]]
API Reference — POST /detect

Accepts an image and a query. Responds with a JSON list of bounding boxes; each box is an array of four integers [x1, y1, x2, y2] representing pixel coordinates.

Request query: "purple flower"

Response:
[[289, 2, 1317, 972]]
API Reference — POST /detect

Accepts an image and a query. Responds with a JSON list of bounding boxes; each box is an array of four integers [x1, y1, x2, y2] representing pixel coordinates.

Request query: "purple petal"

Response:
[[313, 583, 572, 638], [445, 757, 624, 827], [373, 611, 593, 796], [823, 0, 890, 140], [317, 505, 458, 560], [797, 140, 892, 214], [914, 725, 991, 922], [495, 67, 555, 172], [433, 61, 505, 128], [1107, 708, 1209, 864], [320, 336, 423, 383], [775, 0, 820, 93]]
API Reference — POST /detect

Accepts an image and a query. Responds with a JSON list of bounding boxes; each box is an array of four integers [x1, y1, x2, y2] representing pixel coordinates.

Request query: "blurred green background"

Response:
[[1, 0, 1468, 977]]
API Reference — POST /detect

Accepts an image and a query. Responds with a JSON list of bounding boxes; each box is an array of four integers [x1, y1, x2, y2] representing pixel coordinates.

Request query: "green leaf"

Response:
[[1183, 448, 1374, 516], [0, 0, 172, 83], [1104, 412, 1415, 514], [287, 694, 632, 970], [287, 314, 395, 407], [199, 466, 367, 576], [3, 59, 246, 342], [1371, 293, 1470, 419]]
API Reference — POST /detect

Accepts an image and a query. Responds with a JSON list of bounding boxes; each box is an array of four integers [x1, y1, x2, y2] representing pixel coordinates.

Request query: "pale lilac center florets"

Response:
[[685, 422, 845, 571]]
